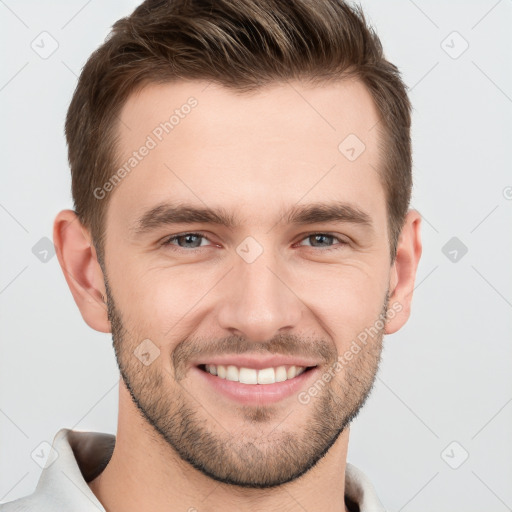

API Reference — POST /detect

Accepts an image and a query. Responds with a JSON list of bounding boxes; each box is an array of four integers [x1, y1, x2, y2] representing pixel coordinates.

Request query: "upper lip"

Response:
[[193, 355, 321, 370]]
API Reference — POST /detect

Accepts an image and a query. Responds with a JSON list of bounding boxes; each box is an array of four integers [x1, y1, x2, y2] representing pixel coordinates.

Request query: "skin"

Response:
[[53, 79, 422, 512]]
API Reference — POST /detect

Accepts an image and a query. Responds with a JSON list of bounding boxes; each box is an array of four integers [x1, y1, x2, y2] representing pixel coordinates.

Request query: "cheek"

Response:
[[109, 245, 388, 349], [114, 265, 220, 340], [290, 263, 388, 341]]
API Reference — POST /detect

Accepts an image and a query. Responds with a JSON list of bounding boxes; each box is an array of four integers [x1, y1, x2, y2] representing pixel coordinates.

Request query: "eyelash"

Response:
[[161, 232, 348, 252]]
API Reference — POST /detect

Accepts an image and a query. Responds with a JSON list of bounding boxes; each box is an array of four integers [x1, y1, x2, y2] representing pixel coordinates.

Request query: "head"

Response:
[[54, 0, 421, 489]]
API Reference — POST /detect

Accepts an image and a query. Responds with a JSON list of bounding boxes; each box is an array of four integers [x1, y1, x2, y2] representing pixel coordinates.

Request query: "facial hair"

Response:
[[104, 275, 388, 489]]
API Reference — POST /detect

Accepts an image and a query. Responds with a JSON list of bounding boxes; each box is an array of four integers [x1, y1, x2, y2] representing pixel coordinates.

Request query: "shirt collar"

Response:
[[28, 428, 385, 512]]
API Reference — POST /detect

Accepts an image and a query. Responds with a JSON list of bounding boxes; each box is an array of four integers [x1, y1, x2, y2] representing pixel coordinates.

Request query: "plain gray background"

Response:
[[1, 1, 511, 510]]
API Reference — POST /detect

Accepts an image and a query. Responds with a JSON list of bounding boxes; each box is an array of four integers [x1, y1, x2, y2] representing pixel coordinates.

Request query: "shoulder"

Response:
[[0, 493, 65, 511], [0, 428, 111, 512]]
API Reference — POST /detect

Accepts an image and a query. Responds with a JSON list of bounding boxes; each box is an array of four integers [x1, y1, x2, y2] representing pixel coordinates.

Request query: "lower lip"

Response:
[[192, 366, 319, 405]]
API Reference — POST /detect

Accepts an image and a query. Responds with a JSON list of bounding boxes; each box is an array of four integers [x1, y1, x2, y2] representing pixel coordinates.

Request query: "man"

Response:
[[1, 0, 421, 510]]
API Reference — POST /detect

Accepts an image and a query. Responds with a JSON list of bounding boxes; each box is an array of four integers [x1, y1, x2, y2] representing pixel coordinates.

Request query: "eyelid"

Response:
[[161, 231, 349, 251], [294, 232, 349, 249], [161, 231, 214, 247]]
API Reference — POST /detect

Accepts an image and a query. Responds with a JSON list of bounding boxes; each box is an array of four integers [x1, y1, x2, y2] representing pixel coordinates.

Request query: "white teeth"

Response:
[[226, 365, 239, 382], [275, 366, 288, 382], [204, 364, 309, 384], [287, 365, 297, 379], [239, 367, 258, 384], [257, 367, 275, 384]]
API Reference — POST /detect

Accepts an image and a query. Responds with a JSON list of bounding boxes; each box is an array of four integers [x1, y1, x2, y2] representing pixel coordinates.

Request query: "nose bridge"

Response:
[[217, 244, 302, 341]]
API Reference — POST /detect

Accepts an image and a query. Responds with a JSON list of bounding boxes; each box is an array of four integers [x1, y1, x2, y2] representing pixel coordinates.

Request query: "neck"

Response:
[[88, 384, 351, 512]]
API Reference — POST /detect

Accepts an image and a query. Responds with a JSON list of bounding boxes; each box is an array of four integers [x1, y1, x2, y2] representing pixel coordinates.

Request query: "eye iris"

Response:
[[178, 234, 202, 248], [310, 234, 332, 247], [170, 234, 338, 249]]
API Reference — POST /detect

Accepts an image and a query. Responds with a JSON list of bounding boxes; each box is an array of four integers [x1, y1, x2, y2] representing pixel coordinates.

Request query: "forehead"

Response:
[[108, 79, 384, 231]]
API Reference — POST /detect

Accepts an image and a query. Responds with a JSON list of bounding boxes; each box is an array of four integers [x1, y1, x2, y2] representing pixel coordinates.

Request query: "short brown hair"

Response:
[[65, 0, 412, 264]]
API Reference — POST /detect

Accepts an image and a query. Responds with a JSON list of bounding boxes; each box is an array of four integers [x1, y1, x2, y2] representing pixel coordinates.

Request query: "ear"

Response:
[[53, 209, 111, 333], [385, 209, 422, 334]]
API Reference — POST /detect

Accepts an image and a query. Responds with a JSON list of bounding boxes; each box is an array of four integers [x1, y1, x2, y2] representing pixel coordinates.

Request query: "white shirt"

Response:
[[0, 428, 387, 511]]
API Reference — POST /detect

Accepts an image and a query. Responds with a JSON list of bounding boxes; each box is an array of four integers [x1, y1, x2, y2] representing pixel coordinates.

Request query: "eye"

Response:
[[296, 233, 348, 250], [160, 232, 348, 252], [161, 232, 213, 250]]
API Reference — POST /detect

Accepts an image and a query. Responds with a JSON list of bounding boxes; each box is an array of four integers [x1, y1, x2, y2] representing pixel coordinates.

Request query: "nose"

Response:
[[216, 249, 304, 342]]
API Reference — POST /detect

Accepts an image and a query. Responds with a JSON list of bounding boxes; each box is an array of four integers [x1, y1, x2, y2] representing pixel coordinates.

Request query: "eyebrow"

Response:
[[130, 200, 373, 236]]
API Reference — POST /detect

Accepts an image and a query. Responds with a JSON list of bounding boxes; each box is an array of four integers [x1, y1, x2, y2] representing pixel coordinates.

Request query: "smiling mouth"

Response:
[[197, 363, 317, 385]]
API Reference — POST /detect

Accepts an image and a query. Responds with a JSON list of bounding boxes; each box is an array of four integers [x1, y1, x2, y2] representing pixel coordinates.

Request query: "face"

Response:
[[100, 79, 393, 488]]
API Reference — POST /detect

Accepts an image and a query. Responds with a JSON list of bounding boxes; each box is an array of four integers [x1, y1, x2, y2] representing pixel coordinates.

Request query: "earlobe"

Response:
[[53, 209, 111, 333], [385, 209, 422, 335]]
